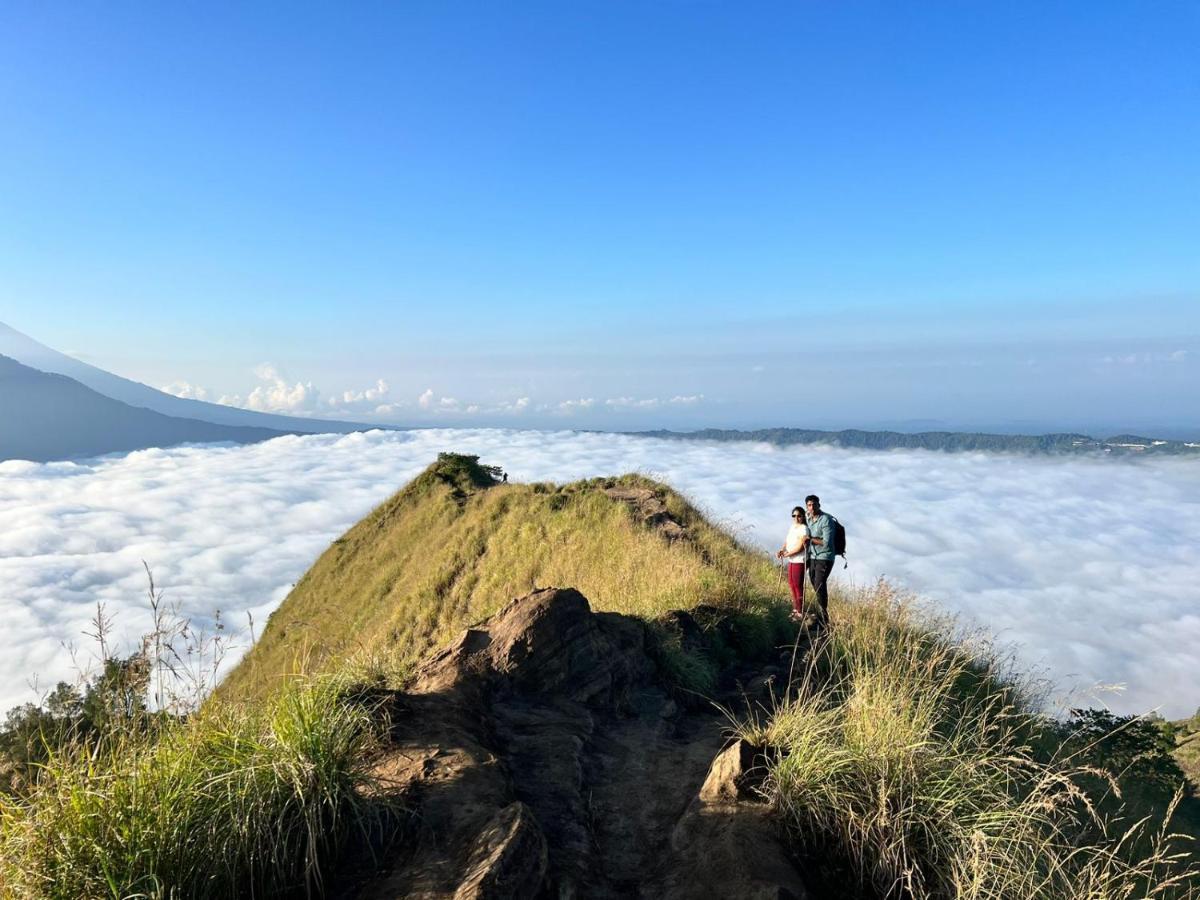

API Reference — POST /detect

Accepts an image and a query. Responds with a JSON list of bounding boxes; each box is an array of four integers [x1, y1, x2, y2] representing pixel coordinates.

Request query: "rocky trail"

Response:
[[340, 587, 813, 899]]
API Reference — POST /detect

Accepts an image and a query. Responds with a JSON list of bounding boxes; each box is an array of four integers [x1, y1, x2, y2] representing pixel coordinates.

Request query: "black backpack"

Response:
[[829, 514, 848, 566]]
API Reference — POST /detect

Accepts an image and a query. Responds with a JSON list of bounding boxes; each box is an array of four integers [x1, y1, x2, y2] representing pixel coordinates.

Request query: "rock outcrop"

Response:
[[603, 486, 688, 542], [350, 587, 808, 899]]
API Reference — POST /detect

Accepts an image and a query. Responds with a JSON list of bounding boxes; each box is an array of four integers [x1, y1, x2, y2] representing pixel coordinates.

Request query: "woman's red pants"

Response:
[[787, 562, 805, 614]]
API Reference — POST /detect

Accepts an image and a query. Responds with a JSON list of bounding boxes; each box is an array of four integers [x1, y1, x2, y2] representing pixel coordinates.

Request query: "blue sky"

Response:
[[2, 2, 1197, 433]]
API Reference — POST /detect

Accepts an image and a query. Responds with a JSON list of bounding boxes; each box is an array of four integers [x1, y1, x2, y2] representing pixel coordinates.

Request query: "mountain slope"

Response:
[[6, 454, 1196, 897], [0, 320, 369, 434], [0, 354, 291, 462], [220, 453, 784, 699]]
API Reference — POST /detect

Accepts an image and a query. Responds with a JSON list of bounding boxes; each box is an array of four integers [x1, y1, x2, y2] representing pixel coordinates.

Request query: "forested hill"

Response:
[[631, 427, 1200, 455]]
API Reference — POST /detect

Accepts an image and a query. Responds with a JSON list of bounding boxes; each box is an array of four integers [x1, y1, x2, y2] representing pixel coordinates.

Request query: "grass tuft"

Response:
[[0, 675, 395, 899], [740, 580, 1198, 899]]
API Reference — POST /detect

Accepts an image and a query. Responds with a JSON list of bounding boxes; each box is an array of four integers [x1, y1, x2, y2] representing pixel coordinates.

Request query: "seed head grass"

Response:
[[0, 675, 393, 898], [741, 580, 1198, 899]]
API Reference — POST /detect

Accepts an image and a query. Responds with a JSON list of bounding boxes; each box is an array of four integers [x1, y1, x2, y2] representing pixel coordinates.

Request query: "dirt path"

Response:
[[574, 688, 727, 896]]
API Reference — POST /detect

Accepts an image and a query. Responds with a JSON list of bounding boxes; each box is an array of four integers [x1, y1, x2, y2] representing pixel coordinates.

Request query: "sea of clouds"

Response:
[[2, 429, 1198, 718]]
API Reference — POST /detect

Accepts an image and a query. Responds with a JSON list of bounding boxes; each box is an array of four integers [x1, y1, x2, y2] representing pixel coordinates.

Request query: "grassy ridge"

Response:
[[3, 455, 1195, 897], [3, 455, 787, 897], [221, 455, 782, 700]]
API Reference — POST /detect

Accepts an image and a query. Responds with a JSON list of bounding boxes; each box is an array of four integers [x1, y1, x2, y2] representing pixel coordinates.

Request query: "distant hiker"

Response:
[[804, 495, 834, 629], [776, 506, 809, 621], [502, 472, 508, 483]]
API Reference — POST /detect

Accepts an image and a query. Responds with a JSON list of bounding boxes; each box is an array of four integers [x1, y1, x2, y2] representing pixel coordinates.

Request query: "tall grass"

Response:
[[742, 580, 1198, 899], [0, 676, 392, 899]]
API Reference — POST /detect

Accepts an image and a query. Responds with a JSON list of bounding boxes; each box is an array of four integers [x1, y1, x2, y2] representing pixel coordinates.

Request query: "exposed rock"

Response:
[[699, 739, 770, 804], [661, 741, 809, 899], [453, 802, 547, 900], [411, 587, 652, 707], [602, 486, 658, 505], [603, 485, 688, 542], [349, 587, 808, 899]]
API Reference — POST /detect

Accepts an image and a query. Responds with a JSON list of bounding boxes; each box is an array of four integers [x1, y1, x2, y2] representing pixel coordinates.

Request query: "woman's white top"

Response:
[[783, 521, 808, 561]]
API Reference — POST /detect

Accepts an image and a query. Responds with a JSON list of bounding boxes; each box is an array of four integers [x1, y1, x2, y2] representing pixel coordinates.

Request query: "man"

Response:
[[804, 494, 834, 629]]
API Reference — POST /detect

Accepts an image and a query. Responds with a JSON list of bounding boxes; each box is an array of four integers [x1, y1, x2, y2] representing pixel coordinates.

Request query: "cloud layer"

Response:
[[167, 365, 708, 424], [2, 430, 1198, 718]]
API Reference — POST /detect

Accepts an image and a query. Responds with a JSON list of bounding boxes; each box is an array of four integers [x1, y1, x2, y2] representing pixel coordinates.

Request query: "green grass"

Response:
[[0, 676, 393, 899], [220, 457, 783, 701], [1166, 713, 1200, 787], [740, 580, 1198, 899]]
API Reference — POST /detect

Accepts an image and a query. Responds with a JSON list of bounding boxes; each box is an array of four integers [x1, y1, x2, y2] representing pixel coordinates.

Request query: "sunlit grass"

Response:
[[221, 465, 783, 701], [740, 581, 1198, 899], [0, 676, 392, 899]]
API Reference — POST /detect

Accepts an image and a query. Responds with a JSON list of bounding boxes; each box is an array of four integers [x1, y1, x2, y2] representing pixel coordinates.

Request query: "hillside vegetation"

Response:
[[2, 454, 1196, 898], [743, 583, 1199, 897], [220, 452, 783, 699]]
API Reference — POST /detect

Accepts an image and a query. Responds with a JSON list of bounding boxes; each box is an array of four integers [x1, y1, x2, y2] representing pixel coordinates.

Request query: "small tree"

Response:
[[1063, 707, 1189, 801]]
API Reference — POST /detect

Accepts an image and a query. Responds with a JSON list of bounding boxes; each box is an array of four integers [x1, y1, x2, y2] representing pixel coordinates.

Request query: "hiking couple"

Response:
[[776, 495, 835, 629]]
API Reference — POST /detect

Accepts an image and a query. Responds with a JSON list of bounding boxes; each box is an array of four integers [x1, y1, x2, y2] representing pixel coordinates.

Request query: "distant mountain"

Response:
[[0, 354, 292, 462], [0, 321, 368, 434], [632, 427, 1200, 455]]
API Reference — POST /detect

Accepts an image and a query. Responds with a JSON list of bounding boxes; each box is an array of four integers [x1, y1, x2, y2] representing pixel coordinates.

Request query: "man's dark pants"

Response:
[[807, 559, 834, 626]]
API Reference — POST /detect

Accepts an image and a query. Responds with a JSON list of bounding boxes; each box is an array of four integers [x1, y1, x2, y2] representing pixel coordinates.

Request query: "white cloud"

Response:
[[217, 366, 392, 416], [605, 396, 659, 409], [497, 397, 531, 414], [218, 363, 320, 413], [410, 391, 530, 417], [558, 398, 596, 412], [601, 394, 702, 409], [1, 431, 1198, 719], [1102, 350, 1192, 367], [160, 381, 210, 401], [329, 379, 389, 411], [418, 393, 464, 412], [374, 402, 407, 415]]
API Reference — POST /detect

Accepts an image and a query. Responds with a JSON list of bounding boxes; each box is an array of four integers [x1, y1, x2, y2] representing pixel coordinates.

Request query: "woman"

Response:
[[776, 506, 809, 620]]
